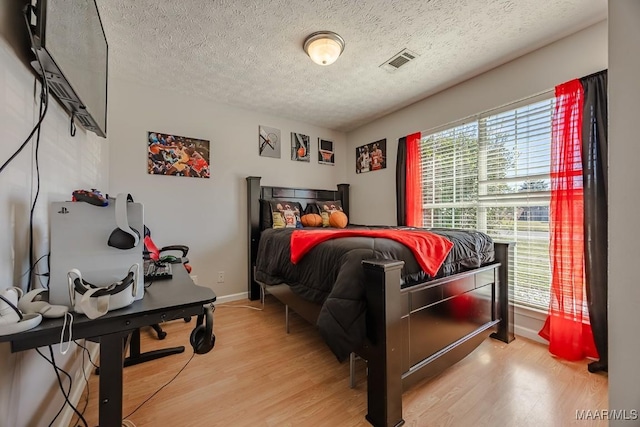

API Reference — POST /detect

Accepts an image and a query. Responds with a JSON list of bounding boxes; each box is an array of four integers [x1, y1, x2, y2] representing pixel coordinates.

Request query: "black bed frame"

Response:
[[247, 176, 514, 427]]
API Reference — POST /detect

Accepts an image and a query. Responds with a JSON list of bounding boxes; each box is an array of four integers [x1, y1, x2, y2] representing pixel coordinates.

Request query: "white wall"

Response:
[[608, 1, 640, 424], [346, 20, 608, 226], [107, 79, 347, 298], [0, 2, 108, 425]]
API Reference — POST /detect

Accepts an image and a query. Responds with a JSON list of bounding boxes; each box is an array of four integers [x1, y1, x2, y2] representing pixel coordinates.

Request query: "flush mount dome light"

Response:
[[303, 31, 345, 66]]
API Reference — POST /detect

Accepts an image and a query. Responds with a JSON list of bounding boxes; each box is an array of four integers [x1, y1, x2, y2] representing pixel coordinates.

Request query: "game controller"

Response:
[[18, 289, 68, 319], [72, 189, 108, 206]]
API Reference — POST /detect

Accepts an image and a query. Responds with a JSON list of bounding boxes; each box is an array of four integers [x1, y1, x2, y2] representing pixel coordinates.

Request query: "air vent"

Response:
[[380, 48, 419, 72]]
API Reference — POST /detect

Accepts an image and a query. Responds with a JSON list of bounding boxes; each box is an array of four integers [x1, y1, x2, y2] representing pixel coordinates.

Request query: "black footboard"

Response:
[[361, 242, 514, 427]]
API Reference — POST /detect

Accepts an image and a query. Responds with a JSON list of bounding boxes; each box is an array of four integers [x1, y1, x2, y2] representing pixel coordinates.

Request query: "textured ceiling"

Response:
[[97, 0, 607, 132]]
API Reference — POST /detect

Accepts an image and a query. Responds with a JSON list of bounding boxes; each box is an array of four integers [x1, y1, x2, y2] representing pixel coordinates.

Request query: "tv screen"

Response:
[[30, 0, 108, 137]]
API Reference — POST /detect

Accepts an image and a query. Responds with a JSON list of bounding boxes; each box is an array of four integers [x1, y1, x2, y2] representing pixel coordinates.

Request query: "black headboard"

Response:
[[246, 176, 350, 300]]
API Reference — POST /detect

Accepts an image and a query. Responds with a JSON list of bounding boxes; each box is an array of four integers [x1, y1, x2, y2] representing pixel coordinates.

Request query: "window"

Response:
[[420, 95, 553, 310]]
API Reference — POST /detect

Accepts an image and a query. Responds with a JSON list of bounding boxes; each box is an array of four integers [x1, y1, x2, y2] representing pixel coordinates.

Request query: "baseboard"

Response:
[[514, 305, 548, 345], [57, 341, 99, 427], [215, 292, 248, 304], [514, 323, 548, 345]]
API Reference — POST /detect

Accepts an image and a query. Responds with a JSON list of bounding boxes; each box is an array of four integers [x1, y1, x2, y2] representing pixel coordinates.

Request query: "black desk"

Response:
[[0, 266, 216, 427]]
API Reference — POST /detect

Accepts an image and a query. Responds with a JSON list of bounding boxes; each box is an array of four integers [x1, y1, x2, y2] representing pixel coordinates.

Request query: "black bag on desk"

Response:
[[68, 265, 139, 319]]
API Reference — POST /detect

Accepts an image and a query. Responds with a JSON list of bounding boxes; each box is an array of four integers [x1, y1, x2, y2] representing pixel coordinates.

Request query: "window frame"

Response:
[[419, 91, 553, 310]]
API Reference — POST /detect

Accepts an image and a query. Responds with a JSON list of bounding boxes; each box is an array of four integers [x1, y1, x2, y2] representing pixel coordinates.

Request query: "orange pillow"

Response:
[[301, 213, 323, 227], [329, 211, 348, 228]]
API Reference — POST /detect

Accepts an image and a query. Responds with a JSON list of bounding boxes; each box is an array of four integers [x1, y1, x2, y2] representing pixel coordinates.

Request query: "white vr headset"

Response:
[[68, 264, 139, 320]]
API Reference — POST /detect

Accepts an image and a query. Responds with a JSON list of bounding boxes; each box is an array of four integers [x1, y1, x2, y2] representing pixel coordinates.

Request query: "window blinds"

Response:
[[420, 96, 553, 309]]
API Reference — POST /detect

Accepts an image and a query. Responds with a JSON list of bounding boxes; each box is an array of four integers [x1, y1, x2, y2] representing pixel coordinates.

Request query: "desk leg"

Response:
[[99, 332, 126, 427], [124, 328, 185, 368], [95, 329, 185, 375]]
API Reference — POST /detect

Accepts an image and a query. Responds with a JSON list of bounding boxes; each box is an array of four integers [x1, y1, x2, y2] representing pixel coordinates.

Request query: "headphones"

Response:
[[0, 288, 43, 336], [108, 193, 140, 250], [190, 305, 215, 354]]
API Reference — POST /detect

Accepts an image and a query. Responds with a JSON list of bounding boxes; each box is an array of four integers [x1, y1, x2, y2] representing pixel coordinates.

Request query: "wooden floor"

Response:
[[71, 296, 608, 427]]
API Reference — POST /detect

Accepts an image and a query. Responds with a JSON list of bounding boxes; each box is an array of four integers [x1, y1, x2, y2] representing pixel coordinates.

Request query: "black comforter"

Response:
[[254, 225, 494, 362]]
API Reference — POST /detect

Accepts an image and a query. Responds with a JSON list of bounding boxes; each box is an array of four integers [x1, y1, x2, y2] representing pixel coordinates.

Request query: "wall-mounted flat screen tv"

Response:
[[29, 0, 108, 138]]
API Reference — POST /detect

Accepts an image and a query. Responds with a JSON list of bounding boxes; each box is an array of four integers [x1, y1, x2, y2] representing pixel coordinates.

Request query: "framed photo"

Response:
[[356, 138, 386, 174], [259, 125, 281, 158], [291, 132, 310, 162], [318, 138, 334, 165], [147, 131, 210, 178]]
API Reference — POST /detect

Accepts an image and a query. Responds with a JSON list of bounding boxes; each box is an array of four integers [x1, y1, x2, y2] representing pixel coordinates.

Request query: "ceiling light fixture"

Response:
[[303, 31, 345, 66]]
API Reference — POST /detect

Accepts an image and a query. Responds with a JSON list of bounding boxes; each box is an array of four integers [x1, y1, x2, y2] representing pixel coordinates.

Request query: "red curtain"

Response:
[[406, 132, 423, 226], [539, 79, 597, 360]]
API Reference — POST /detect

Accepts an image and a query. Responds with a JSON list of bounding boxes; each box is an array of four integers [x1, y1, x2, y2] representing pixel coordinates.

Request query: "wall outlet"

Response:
[[190, 275, 198, 285], [217, 271, 225, 283]]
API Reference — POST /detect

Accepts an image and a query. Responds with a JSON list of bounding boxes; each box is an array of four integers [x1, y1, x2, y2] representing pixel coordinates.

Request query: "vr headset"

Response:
[[68, 264, 139, 319]]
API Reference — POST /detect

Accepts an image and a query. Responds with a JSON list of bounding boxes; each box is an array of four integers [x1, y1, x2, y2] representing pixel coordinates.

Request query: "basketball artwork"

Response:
[[318, 138, 335, 165], [291, 132, 310, 162], [356, 138, 386, 173], [259, 125, 281, 158], [147, 132, 210, 178]]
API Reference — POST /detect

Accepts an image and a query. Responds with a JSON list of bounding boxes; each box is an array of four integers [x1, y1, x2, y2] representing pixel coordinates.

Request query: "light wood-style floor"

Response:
[[71, 296, 608, 427]]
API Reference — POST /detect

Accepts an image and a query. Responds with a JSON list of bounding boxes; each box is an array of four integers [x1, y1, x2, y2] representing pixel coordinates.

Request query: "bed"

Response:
[[246, 176, 514, 427]]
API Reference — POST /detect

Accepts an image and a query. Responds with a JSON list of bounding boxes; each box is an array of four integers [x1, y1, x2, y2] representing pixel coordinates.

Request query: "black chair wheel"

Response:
[[151, 324, 166, 340], [184, 317, 191, 323]]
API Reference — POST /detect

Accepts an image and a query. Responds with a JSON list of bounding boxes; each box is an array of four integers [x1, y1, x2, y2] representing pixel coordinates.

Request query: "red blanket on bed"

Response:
[[290, 229, 454, 277]]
